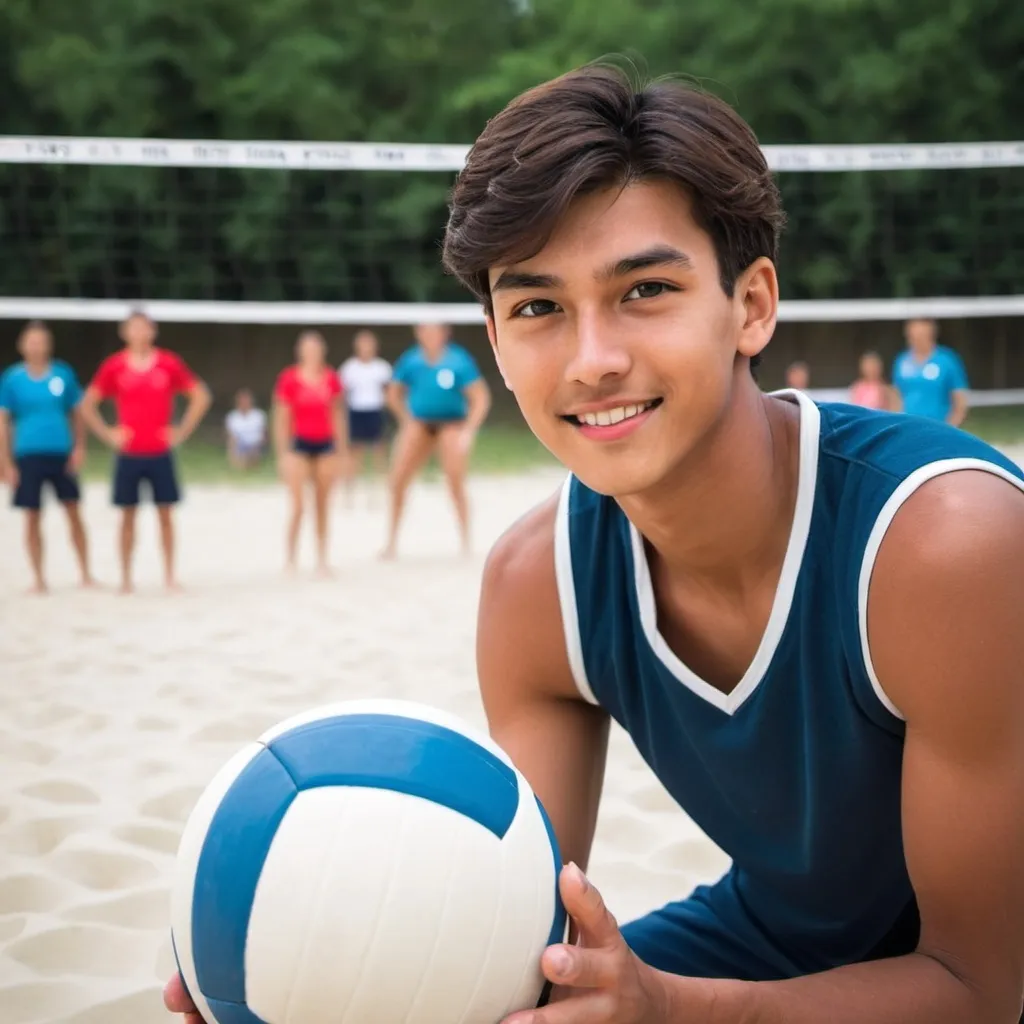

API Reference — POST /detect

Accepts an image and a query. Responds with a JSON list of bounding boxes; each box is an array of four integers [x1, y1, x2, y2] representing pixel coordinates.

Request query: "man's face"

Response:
[[237, 390, 252, 411], [414, 323, 448, 357], [905, 319, 937, 356], [486, 181, 776, 498], [19, 327, 52, 363], [121, 314, 157, 351]]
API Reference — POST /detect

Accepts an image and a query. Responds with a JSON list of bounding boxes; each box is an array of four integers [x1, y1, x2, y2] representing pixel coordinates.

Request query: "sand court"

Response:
[[6, 445, 1024, 1020]]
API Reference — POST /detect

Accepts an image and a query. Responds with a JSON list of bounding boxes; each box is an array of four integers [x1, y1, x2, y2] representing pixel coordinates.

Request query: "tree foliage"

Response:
[[1, 0, 1021, 302]]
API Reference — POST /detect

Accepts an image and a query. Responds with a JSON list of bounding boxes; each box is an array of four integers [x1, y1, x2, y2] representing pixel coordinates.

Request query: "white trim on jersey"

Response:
[[628, 390, 821, 715], [553, 473, 598, 705], [857, 457, 1024, 721]]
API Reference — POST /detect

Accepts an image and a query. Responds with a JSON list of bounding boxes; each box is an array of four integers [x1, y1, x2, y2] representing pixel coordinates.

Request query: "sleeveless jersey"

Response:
[[554, 390, 1024, 977]]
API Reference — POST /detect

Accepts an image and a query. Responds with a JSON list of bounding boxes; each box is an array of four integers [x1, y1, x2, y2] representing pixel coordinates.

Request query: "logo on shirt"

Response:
[[922, 363, 940, 380], [48, 377, 65, 397], [436, 368, 456, 390]]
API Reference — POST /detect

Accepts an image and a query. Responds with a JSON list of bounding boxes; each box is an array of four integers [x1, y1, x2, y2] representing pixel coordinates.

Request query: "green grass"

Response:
[[960, 404, 1024, 447], [78, 423, 557, 485]]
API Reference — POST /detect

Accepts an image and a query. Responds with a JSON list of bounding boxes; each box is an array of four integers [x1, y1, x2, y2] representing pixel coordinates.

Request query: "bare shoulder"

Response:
[[869, 467, 1024, 722], [478, 485, 581, 706]]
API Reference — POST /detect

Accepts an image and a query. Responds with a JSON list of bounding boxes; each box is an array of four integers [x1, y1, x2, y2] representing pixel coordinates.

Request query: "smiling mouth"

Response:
[[562, 398, 663, 427]]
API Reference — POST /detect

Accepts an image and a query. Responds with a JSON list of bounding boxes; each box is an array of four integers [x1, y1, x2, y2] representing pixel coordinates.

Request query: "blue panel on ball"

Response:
[[192, 748, 297, 1005], [536, 794, 568, 948], [205, 997, 270, 1024], [268, 714, 519, 839]]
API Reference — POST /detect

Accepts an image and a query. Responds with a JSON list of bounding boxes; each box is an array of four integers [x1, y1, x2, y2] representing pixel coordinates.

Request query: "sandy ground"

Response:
[[0, 468, 730, 1024]]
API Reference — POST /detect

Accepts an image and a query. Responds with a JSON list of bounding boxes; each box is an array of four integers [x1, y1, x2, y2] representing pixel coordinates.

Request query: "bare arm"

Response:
[[79, 385, 119, 448], [272, 400, 291, 461], [688, 471, 1024, 1023], [947, 389, 968, 427], [386, 381, 409, 423], [0, 410, 13, 481], [331, 395, 348, 451], [174, 381, 212, 445], [477, 493, 610, 874], [463, 377, 492, 434]]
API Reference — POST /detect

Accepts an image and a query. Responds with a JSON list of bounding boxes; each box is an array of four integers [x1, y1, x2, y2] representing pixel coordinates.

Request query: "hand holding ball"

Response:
[[170, 700, 566, 1024]]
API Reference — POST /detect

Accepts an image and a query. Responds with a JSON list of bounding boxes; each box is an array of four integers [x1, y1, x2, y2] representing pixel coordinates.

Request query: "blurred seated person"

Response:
[[850, 351, 900, 412], [225, 388, 267, 469]]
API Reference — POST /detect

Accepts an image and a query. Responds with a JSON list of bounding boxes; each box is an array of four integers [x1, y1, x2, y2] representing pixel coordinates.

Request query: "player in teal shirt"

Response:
[[383, 322, 491, 558], [891, 318, 969, 425], [0, 321, 93, 592]]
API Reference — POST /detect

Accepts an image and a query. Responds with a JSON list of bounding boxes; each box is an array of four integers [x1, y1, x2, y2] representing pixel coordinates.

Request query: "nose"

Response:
[[563, 311, 632, 388]]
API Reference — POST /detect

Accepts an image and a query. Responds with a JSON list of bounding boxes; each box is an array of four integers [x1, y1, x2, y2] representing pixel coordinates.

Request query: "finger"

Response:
[[541, 943, 623, 990], [163, 973, 197, 1014], [559, 863, 622, 949], [503, 990, 613, 1024]]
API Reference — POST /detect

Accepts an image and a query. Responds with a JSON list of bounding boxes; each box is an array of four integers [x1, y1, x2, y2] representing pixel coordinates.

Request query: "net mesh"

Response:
[[1, 137, 1022, 308]]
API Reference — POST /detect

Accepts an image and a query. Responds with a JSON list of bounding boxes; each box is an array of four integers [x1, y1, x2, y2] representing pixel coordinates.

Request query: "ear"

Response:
[[734, 257, 778, 363], [485, 314, 512, 390]]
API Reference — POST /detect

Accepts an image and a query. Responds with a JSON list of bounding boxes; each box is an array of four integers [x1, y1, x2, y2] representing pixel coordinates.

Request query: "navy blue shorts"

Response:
[[348, 409, 385, 444], [113, 453, 180, 507], [13, 453, 80, 510], [292, 438, 335, 458]]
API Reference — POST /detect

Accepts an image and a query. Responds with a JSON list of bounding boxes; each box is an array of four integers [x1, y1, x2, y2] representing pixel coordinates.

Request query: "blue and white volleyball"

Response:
[[170, 699, 567, 1024]]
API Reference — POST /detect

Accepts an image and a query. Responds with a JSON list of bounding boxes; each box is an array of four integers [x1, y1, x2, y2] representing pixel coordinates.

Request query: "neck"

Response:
[[617, 382, 801, 592], [25, 357, 49, 374]]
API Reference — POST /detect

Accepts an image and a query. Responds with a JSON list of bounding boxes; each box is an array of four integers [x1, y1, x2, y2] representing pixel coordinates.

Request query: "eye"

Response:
[[511, 299, 561, 319], [623, 281, 677, 301]]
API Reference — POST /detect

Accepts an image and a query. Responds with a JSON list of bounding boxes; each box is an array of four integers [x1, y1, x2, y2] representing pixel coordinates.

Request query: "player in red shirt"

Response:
[[273, 329, 347, 575], [80, 310, 211, 593]]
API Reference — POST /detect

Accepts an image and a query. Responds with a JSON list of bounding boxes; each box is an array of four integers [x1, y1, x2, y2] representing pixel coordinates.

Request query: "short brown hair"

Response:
[[442, 64, 785, 310]]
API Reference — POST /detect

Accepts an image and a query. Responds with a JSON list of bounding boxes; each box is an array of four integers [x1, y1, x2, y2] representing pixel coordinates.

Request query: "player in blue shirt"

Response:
[[381, 322, 491, 558], [0, 321, 93, 592], [165, 70, 1024, 1024], [892, 318, 969, 425]]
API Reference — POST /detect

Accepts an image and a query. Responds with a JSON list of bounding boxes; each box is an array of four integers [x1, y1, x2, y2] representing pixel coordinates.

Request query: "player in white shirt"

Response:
[[338, 330, 392, 499], [224, 388, 267, 470]]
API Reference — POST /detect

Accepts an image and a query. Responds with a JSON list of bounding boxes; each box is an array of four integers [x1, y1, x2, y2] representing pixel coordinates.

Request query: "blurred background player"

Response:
[[383, 322, 491, 559], [338, 329, 391, 503], [784, 360, 810, 391], [0, 320, 93, 593], [80, 310, 211, 593], [273, 330, 346, 575], [892, 318, 969, 425], [849, 350, 901, 411], [225, 387, 267, 470]]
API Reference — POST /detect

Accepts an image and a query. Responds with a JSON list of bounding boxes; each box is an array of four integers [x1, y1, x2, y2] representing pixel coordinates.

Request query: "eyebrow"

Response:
[[491, 244, 694, 294]]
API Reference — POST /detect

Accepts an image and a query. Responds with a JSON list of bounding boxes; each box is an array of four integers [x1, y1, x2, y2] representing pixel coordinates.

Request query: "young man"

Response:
[[0, 320, 93, 592], [225, 388, 267, 470], [166, 67, 1024, 1023], [892, 318, 970, 425], [382, 322, 491, 558], [81, 311, 211, 592], [338, 329, 392, 501]]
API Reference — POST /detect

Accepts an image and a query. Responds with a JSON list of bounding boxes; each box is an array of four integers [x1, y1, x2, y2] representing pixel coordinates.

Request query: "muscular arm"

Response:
[[477, 493, 610, 874], [690, 470, 1024, 1023]]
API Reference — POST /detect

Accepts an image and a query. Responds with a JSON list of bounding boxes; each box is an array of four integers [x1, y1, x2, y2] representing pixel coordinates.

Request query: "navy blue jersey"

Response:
[[554, 391, 1024, 977]]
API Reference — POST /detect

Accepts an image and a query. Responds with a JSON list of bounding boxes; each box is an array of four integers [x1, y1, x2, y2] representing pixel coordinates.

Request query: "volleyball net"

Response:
[[0, 134, 1022, 415]]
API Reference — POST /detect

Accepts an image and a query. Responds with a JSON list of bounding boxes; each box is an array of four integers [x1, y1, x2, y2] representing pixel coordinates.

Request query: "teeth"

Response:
[[577, 401, 653, 427]]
